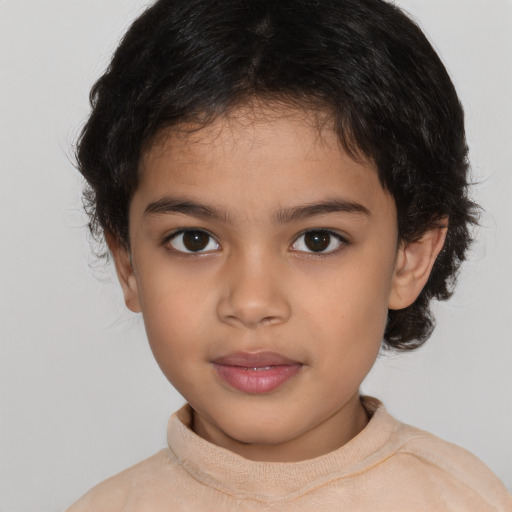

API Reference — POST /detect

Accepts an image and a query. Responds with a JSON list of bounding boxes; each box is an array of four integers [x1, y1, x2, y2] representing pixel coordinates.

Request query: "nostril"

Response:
[[216, 294, 291, 329], [261, 315, 282, 326], [215, 259, 292, 328]]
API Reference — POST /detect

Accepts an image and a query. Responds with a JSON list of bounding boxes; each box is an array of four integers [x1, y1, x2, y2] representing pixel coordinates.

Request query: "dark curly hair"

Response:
[[76, 0, 478, 351]]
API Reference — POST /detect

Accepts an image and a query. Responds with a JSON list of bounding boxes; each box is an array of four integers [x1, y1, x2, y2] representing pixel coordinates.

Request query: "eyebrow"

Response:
[[144, 198, 231, 222], [275, 199, 370, 223], [144, 197, 370, 223]]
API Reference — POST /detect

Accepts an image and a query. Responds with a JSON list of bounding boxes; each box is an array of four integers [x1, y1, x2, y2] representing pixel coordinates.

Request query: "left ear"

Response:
[[388, 220, 448, 310]]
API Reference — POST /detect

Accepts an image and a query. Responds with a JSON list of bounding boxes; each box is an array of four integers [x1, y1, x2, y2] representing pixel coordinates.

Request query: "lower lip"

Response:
[[213, 363, 302, 394]]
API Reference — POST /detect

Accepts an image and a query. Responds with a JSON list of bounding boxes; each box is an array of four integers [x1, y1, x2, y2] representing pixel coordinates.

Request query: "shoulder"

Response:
[[390, 420, 512, 509], [66, 448, 178, 512], [360, 398, 511, 509]]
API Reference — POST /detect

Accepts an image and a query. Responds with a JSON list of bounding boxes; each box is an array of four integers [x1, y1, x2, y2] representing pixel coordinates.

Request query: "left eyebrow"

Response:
[[275, 199, 370, 224]]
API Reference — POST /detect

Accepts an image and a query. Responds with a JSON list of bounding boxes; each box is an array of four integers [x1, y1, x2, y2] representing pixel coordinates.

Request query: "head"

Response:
[[76, 0, 477, 459]]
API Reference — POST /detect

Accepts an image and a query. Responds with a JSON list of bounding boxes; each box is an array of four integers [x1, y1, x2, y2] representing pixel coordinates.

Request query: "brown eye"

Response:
[[168, 230, 219, 253], [182, 231, 209, 251], [304, 231, 331, 252], [292, 230, 346, 253]]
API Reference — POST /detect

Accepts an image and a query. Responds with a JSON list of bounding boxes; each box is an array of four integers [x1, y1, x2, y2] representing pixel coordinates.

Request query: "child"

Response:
[[67, 0, 512, 509]]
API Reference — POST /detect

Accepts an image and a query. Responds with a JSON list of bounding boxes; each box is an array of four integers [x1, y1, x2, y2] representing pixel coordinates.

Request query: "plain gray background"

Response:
[[1, 1, 511, 510]]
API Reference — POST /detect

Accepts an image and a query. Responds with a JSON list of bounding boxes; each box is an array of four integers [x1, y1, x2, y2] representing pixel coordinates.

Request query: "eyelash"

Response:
[[165, 229, 220, 255], [164, 229, 350, 256], [290, 230, 350, 255]]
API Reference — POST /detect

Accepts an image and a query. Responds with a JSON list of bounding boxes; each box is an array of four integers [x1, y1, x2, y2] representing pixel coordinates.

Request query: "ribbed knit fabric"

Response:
[[67, 397, 512, 511]]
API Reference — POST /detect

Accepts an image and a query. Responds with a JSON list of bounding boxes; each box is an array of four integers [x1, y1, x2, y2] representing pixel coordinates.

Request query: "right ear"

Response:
[[105, 231, 142, 313]]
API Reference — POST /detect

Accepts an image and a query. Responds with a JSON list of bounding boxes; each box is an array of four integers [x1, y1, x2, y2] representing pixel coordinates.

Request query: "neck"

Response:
[[192, 392, 369, 462]]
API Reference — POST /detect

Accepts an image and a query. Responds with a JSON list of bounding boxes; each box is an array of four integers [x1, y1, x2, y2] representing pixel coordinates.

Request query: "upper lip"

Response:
[[212, 351, 301, 367]]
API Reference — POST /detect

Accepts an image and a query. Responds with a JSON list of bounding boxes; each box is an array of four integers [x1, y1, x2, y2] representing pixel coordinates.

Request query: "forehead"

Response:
[[136, 103, 393, 221], [143, 103, 338, 168]]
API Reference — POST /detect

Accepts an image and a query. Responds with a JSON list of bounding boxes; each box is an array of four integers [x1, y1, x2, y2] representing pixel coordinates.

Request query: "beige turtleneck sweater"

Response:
[[67, 397, 511, 511]]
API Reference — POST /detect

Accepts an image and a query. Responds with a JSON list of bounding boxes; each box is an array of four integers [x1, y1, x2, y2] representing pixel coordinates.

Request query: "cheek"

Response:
[[298, 259, 391, 367], [300, 262, 391, 330], [140, 297, 208, 394], [310, 291, 384, 390], [137, 271, 209, 364]]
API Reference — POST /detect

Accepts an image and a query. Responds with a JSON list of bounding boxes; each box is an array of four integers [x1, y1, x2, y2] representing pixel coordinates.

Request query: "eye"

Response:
[[167, 230, 220, 253], [291, 230, 347, 254]]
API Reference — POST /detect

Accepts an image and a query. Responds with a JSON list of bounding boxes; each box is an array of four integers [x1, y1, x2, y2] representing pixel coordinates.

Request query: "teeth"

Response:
[[244, 366, 273, 371]]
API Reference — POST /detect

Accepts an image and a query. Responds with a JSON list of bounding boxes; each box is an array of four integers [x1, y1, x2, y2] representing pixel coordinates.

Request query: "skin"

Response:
[[109, 103, 447, 462]]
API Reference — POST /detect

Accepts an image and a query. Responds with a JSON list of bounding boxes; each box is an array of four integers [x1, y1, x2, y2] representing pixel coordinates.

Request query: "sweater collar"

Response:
[[167, 396, 398, 500]]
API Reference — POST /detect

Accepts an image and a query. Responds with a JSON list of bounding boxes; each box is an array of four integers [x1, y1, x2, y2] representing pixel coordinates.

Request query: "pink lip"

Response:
[[212, 351, 303, 394]]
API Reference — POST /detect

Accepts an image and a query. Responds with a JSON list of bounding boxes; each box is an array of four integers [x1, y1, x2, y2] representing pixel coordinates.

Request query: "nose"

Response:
[[216, 252, 292, 329]]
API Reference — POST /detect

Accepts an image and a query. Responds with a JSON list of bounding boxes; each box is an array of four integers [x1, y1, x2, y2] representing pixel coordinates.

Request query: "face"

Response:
[[111, 104, 441, 462]]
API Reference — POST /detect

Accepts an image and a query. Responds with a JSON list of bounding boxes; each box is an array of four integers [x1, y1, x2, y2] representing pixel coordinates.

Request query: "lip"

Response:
[[212, 351, 303, 394]]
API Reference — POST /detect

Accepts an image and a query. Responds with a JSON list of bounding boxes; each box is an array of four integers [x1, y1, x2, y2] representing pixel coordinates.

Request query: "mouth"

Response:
[[212, 351, 303, 394]]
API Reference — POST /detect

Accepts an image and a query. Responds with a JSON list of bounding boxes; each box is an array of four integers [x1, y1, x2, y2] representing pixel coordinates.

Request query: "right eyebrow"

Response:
[[144, 197, 231, 223]]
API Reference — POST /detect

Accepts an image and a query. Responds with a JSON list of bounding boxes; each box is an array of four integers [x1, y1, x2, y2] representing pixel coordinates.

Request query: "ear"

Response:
[[105, 231, 142, 313], [388, 222, 448, 310]]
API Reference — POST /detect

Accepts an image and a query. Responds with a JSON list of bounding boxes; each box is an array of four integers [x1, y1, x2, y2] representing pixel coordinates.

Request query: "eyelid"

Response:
[[290, 229, 350, 255], [162, 227, 349, 255], [164, 228, 221, 254]]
